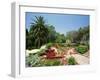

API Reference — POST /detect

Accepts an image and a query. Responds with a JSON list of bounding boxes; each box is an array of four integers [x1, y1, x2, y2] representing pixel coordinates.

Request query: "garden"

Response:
[[25, 14, 90, 67]]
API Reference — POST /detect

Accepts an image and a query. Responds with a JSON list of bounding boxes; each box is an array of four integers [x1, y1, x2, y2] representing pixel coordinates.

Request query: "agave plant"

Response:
[[26, 54, 40, 67]]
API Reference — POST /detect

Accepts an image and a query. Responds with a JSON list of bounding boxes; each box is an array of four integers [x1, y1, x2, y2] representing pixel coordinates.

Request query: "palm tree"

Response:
[[31, 16, 49, 48]]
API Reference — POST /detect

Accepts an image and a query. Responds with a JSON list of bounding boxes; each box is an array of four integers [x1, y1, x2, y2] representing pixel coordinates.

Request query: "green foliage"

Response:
[[26, 53, 61, 67], [26, 54, 41, 67], [31, 16, 49, 48], [66, 26, 89, 45], [68, 56, 77, 65], [52, 60, 61, 66], [47, 25, 56, 43], [40, 59, 61, 66], [46, 43, 53, 48], [26, 29, 35, 49], [76, 45, 88, 54], [26, 16, 68, 49], [55, 33, 66, 43], [37, 48, 47, 56], [26, 15, 90, 67], [66, 31, 79, 43], [26, 15, 89, 57], [26, 16, 49, 48]]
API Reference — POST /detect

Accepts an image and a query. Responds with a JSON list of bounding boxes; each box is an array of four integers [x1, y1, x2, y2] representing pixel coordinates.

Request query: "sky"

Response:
[[25, 12, 89, 35]]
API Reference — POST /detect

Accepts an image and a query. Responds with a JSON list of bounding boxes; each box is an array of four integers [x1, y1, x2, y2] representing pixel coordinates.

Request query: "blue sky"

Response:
[[25, 12, 89, 35]]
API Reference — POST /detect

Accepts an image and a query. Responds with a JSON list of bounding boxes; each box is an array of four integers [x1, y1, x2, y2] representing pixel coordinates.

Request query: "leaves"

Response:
[[68, 56, 77, 65], [76, 45, 88, 54], [26, 54, 40, 67], [66, 26, 89, 44]]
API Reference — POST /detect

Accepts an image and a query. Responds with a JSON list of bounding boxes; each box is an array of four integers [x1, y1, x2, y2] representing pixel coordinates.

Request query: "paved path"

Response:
[[82, 51, 90, 58], [67, 54, 89, 65], [66, 54, 89, 65], [64, 48, 89, 65]]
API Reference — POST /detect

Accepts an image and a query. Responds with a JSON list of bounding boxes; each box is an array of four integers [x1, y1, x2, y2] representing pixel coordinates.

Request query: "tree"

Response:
[[31, 16, 49, 48], [26, 28, 34, 49], [66, 26, 89, 45], [80, 26, 89, 45], [26, 29, 29, 49], [66, 31, 79, 43], [55, 33, 66, 43], [47, 25, 56, 43]]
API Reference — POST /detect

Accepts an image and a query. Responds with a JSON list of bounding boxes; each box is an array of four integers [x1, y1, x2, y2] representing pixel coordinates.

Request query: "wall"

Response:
[[0, 0, 99, 80]]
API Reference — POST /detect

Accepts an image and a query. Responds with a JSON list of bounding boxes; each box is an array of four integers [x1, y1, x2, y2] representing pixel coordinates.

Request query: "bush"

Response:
[[76, 45, 88, 54], [46, 43, 60, 48], [46, 43, 53, 48], [68, 56, 77, 65], [52, 60, 61, 66], [41, 59, 61, 66], [58, 43, 67, 47], [26, 54, 40, 67]]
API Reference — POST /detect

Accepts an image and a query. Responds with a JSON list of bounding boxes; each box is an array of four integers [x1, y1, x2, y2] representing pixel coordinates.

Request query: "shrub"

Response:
[[41, 59, 61, 66], [52, 60, 61, 66], [58, 43, 67, 47], [76, 45, 88, 54], [46, 43, 53, 48], [68, 56, 77, 65], [26, 54, 40, 67]]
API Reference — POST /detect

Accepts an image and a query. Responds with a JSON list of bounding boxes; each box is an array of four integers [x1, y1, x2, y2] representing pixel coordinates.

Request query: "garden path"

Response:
[[64, 48, 89, 65], [71, 54, 89, 64]]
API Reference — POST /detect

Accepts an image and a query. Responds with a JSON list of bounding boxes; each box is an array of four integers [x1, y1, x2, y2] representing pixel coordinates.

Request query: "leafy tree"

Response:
[[26, 29, 29, 49], [31, 16, 49, 48], [66, 31, 79, 43], [47, 25, 56, 43], [26, 28, 28, 36], [66, 26, 89, 45], [55, 33, 66, 43], [26, 29, 34, 49], [79, 26, 89, 45]]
